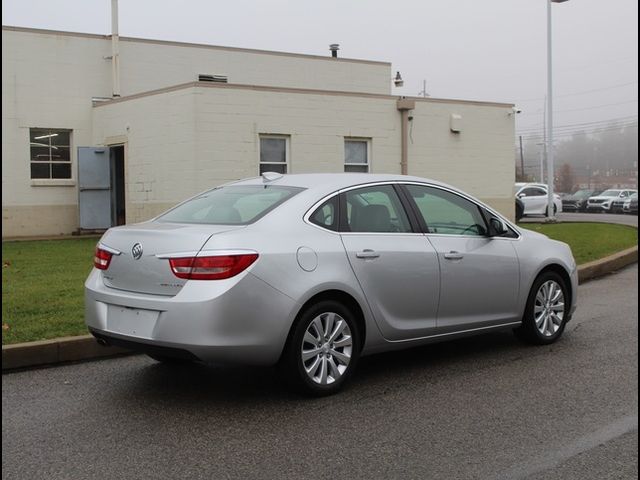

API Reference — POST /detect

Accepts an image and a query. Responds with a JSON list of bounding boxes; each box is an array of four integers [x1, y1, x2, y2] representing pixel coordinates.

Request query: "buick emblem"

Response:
[[131, 243, 143, 260]]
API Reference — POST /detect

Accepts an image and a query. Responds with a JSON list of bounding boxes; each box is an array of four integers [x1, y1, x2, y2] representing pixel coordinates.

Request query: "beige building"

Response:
[[2, 26, 515, 238]]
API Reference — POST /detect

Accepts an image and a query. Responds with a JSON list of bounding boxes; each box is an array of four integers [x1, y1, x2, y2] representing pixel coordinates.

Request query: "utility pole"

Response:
[[519, 136, 525, 179], [542, 95, 547, 182], [418, 80, 429, 98], [536, 142, 545, 183]]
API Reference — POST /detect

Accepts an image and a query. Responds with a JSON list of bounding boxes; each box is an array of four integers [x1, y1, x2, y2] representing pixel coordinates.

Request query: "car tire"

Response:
[[280, 300, 361, 396], [515, 203, 524, 222], [514, 271, 568, 345]]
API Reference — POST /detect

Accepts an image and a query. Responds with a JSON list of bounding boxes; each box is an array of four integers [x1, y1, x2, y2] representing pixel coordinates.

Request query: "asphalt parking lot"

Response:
[[520, 211, 638, 227], [2, 264, 637, 480]]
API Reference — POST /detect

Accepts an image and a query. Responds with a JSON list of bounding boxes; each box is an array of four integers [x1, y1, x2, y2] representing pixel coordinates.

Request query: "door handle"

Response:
[[356, 249, 380, 259], [443, 251, 464, 260]]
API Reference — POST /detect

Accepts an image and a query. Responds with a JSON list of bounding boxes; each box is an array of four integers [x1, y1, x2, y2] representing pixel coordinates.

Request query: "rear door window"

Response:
[[341, 185, 412, 233]]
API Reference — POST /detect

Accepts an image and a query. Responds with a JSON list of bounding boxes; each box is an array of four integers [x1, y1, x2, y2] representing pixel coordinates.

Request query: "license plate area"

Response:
[[107, 305, 159, 339]]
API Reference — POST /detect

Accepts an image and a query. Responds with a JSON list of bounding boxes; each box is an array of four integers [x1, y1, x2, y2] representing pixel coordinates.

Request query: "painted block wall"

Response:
[[91, 84, 514, 225]]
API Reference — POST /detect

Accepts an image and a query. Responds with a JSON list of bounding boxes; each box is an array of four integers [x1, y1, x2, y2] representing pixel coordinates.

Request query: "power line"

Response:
[[519, 123, 638, 139], [519, 99, 638, 116], [518, 123, 638, 140], [518, 120, 639, 136], [516, 114, 639, 133], [515, 81, 638, 103], [518, 120, 638, 136]]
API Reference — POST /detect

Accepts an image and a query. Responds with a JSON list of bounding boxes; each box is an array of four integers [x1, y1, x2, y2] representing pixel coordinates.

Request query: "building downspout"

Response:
[[111, 0, 121, 97], [397, 98, 415, 175]]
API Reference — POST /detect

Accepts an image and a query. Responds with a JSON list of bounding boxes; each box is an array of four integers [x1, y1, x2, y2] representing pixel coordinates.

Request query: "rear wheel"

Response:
[[280, 300, 361, 396], [515, 271, 568, 345]]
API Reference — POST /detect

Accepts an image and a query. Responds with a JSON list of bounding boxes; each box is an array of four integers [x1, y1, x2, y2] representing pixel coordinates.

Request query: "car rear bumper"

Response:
[[84, 268, 298, 365]]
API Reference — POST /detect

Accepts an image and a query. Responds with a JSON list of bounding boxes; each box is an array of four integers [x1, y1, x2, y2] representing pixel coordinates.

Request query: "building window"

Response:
[[30, 128, 72, 179], [344, 139, 370, 173], [260, 135, 289, 174]]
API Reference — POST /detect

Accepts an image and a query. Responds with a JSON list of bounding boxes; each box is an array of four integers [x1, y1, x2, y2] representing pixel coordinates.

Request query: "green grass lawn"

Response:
[[2, 238, 97, 345], [518, 222, 637, 264], [2, 223, 637, 345]]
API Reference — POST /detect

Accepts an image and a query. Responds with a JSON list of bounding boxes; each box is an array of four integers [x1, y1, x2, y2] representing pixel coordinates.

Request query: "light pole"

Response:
[[546, 0, 569, 219]]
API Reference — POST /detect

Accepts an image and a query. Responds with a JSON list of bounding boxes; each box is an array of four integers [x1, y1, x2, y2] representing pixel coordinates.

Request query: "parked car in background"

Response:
[[586, 189, 638, 213], [86, 173, 578, 395], [623, 193, 638, 215], [562, 189, 602, 212], [515, 197, 525, 222], [515, 184, 562, 216]]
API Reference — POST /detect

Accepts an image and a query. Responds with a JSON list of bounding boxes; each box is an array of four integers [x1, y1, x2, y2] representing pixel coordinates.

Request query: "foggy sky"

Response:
[[2, 0, 638, 139]]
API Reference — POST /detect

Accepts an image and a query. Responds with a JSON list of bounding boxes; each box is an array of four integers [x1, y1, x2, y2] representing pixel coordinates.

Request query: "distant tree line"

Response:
[[515, 122, 638, 192]]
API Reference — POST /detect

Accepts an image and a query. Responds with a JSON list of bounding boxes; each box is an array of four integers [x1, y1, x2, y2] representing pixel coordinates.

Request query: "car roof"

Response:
[[227, 173, 456, 192]]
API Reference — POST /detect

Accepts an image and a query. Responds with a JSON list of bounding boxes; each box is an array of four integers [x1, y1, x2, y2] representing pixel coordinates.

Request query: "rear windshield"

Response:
[[157, 185, 304, 225]]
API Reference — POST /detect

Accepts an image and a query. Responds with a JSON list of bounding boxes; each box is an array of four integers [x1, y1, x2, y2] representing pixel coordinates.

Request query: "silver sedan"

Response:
[[86, 173, 578, 395]]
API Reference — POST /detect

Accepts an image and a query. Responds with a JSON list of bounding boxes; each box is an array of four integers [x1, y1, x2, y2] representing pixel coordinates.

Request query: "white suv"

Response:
[[515, 184, 563, 216], [586, 189, 638, 213]]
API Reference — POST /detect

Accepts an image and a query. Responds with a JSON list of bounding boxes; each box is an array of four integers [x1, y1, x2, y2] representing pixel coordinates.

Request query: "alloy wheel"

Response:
[[534, 280, 565, 337], [301, 312, 353, 385]]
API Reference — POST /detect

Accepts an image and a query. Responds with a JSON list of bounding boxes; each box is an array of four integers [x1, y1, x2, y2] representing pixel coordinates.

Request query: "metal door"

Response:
[[78, 146, 112, 229]]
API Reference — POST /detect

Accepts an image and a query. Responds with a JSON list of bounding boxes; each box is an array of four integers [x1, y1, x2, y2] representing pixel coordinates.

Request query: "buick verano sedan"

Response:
[[86, 173, 578, 395]]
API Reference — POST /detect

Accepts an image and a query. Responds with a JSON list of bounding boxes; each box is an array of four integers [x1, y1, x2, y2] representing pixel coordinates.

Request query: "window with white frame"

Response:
[[29, 128, 72, 179], [259, 135, 289, 174], [344, 139, 370, 173]]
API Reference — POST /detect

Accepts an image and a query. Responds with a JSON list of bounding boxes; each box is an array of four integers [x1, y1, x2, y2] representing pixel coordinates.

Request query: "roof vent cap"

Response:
[[198, 74, 228, 83]]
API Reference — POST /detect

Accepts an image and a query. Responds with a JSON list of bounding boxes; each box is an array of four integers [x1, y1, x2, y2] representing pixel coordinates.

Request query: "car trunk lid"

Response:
[[99, 222, 244, 295]]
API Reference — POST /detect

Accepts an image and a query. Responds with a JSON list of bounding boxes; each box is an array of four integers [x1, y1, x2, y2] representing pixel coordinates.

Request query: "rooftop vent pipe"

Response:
[[198, 74, 228, 83], [329, 44, 340, 58], [111, 0, 121, 97]]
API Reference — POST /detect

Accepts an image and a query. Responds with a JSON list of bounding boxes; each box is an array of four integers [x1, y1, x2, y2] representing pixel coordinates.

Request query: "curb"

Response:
[[2, 245, 638, 372], [577, 245, 638, 284], [2, 335, 132, 371]]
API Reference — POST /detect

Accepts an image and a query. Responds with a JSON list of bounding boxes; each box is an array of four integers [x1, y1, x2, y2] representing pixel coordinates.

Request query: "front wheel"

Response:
[[515, 271, 568, 345], [280, 300, 361, 396]]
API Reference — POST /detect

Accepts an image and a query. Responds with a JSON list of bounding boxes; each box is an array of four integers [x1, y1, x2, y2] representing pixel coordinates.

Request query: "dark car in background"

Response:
[[562, 189, 601, 212], [515, 197, 524, 221], [623, 193, 638, 215]]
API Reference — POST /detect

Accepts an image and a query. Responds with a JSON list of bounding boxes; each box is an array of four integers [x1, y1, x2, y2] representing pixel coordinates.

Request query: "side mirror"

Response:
[[489, 217, 508, 237], [517, 193, 526, 198]]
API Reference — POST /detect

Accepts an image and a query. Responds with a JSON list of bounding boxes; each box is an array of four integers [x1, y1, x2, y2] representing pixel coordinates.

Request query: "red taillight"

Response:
[[169, 253, 258, 280], [94, 247, 113, 270]]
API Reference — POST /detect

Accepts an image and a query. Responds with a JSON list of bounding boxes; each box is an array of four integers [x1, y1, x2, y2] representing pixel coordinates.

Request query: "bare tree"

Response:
[[556, 163, 576, 193]]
